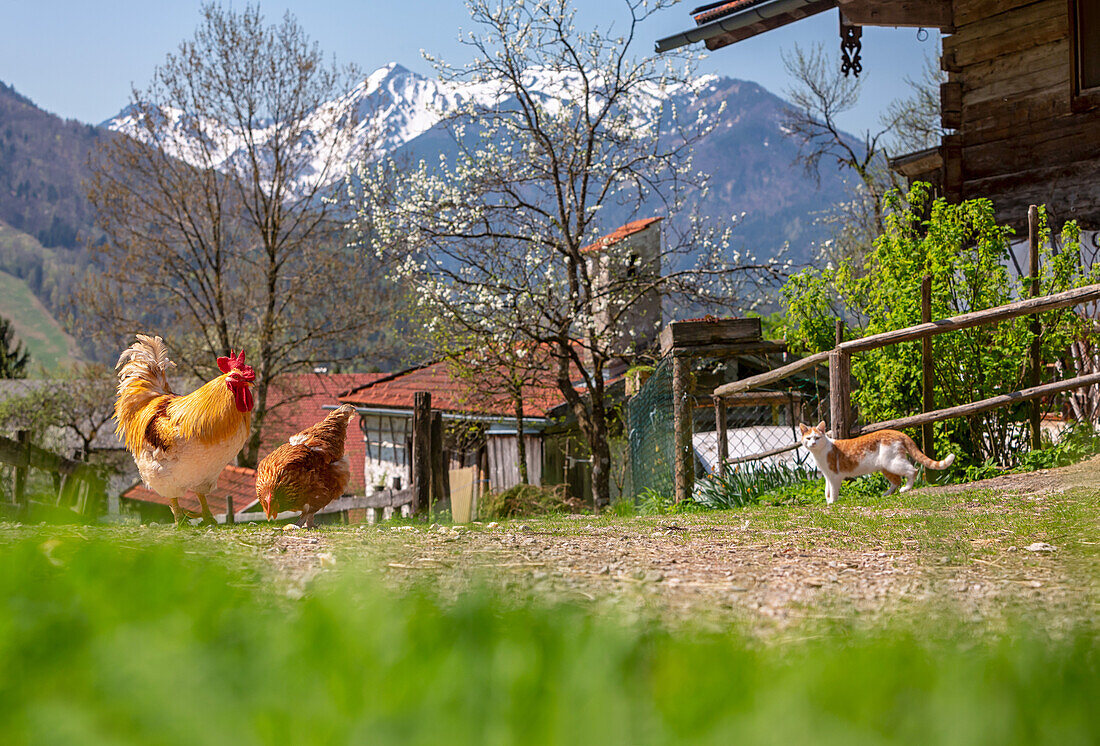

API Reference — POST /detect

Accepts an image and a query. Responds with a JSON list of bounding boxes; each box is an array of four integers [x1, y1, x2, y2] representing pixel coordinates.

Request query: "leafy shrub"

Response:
[[480, 483, 583, 519], [781, 183, 1097, 468], [693, 461, 818, 510], [943, 422, 1100, 484], [1019, 422, 1100, 470]]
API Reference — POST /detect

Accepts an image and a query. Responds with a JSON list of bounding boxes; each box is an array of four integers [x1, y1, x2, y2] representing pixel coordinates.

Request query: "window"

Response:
[[1071, 0, 1100, 110]]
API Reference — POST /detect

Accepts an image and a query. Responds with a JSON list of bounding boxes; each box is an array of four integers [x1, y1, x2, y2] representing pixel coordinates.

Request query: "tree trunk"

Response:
[[241, 377, 268, 468], [513, 394, 529, 485], [588, 404, 611, 511]]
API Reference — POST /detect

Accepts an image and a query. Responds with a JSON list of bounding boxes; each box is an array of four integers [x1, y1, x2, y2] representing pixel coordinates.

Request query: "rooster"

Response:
[[255, 404, 356, 528], [115, 334, 255, 526]]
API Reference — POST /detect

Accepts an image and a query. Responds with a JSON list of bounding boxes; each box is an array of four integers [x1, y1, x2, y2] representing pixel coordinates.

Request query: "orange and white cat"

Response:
[[798, 421, 955, 504]]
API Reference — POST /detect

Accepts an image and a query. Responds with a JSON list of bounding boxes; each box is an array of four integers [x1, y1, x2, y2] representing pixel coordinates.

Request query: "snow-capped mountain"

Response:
[[102, 62, 850, 261]]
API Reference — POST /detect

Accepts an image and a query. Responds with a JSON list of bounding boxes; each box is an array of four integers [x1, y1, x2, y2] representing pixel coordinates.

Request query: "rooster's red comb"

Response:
[[217, 349, 252, 376]]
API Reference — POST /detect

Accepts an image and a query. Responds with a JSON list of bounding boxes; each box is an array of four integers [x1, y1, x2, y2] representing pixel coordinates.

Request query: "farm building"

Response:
[[338, 356, 622, 504], [658, 0, 1100, 240]]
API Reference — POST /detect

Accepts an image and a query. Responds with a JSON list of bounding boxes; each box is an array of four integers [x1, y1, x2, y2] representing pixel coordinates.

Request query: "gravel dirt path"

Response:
[[237, 456, 1099, 633]]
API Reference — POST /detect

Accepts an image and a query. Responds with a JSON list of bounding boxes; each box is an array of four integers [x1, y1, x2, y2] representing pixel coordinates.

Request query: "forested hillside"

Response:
[[0, 82, 100, 319]]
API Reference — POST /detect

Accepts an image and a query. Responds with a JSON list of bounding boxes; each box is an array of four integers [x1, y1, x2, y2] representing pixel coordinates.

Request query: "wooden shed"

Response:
[[657, 0, 1100, 231]]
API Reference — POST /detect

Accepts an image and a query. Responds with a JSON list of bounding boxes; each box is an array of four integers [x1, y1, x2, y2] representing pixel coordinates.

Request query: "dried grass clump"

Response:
[[480, 483, 584, 519]]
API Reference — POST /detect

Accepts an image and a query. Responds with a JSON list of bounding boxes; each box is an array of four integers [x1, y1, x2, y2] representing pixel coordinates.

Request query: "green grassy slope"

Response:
[[0, 269, 80, 374]]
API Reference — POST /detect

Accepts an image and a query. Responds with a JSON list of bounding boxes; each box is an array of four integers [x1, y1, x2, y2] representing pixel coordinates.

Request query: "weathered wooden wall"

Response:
[[486, 435, 544, 492], [944, 0, 1100, 228]]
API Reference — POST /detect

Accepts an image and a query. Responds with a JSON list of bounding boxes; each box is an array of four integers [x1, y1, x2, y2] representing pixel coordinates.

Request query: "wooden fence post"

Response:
[[412, 392, 431, 515], [921, 274, 935, 458], [714, 396, 728, 476], [829, 321, 852, 439], [13, 430, 29, 508], [430, 410, 445, 515], [1028, 205, 1042, 450], [829, 351, 852, 439], [226, 495, 235, 525], [672, 355, 693, 503]]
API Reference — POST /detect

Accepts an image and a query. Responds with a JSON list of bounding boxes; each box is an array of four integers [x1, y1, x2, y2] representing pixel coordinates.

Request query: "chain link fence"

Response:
[[693, 391, 818, 474], [627, 358, 674, 499], [628, 354, 830, 499]]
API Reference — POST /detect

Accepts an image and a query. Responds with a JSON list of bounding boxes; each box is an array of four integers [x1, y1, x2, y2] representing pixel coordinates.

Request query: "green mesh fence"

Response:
[[627, 354, 830, 501], [627, 358, 675, 499]]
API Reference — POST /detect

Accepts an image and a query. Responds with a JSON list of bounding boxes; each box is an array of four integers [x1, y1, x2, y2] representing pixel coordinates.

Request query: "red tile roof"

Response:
[[122, 465, 256, 515], [259, 372, 385, 492], [692, 0, 768, 25], [579, 217, 662, 255], [340, 353, 577, 419]]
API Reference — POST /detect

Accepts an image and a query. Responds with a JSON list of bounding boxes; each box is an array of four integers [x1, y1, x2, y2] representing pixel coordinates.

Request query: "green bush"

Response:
[[943, 422, 1100, 484], [781, 183, 1098, 468]]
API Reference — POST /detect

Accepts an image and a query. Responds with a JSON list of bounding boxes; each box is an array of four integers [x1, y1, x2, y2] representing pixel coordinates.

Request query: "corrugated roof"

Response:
[[122, 464, 256, 515], [692, 0, 770, 24], [579, 217, 662, 255]]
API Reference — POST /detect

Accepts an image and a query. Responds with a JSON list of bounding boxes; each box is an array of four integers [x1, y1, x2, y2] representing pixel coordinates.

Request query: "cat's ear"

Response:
[[798, 423, 808, 435], [816, 420, 827, 432]]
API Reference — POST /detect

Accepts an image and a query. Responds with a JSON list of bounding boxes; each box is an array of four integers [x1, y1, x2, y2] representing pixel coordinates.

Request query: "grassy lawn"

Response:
[[0, 461, 1096, 744]]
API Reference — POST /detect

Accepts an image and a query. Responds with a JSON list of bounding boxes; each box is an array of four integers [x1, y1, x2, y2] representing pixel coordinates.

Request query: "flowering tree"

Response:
[[346, 0, 780, 507]]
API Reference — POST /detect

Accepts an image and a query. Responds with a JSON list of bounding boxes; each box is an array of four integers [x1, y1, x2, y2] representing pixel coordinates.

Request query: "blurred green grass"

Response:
[[0, 532, 1096, 745]]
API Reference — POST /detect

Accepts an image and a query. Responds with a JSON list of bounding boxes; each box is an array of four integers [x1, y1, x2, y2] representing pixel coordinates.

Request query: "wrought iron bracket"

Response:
[[840, 14, 863, 77]]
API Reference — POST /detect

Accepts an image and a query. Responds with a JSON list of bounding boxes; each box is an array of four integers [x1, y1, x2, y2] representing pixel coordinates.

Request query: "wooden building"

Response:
[[657, 0, 1100, 231], [337, 356, 619, 502]]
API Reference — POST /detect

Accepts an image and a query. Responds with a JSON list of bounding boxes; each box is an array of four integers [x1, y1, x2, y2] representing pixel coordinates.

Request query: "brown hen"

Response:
[[255, 404, 356, 528]]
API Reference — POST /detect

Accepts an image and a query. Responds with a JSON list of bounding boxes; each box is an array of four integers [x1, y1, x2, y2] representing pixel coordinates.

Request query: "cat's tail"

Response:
[[902, 435, 956, 470]]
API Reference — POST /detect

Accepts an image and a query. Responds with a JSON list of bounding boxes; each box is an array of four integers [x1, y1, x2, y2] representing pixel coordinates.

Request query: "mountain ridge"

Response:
[[1, 65, 850, 343]]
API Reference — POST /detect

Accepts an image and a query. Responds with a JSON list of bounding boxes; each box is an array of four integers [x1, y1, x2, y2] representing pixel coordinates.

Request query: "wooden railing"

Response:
[[714, 281, 1100, 438], [703, 207, 1100, 502], [0, 431, 107, 516]]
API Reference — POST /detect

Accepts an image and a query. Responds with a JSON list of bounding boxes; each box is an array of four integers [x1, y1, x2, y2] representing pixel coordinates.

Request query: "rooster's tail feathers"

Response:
[[116, 334, 176, 397]]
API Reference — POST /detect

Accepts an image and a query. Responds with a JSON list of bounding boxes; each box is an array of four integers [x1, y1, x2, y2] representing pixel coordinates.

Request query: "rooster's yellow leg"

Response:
[[195, 493, 217, 526], [169, 498, 190, 527]]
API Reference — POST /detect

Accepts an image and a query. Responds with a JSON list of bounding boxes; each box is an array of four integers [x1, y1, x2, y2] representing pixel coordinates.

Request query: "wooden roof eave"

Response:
[[656, 0, 838, 52], [656, 0, 953, 54]]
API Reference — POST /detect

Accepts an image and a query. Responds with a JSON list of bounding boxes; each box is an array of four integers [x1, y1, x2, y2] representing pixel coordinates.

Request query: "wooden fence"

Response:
[[0, 431, 107, 517], [702, 206, 1100, 501]]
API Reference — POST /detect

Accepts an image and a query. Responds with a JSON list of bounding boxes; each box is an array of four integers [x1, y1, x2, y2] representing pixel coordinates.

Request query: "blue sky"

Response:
[[0, 1, 939, 134]]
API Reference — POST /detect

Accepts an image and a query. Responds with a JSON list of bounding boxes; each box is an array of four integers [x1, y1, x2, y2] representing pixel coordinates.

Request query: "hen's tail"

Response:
[[115, 334, 176, 445], [288, 404, 356, 461], [902, 435, 956, 470]]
